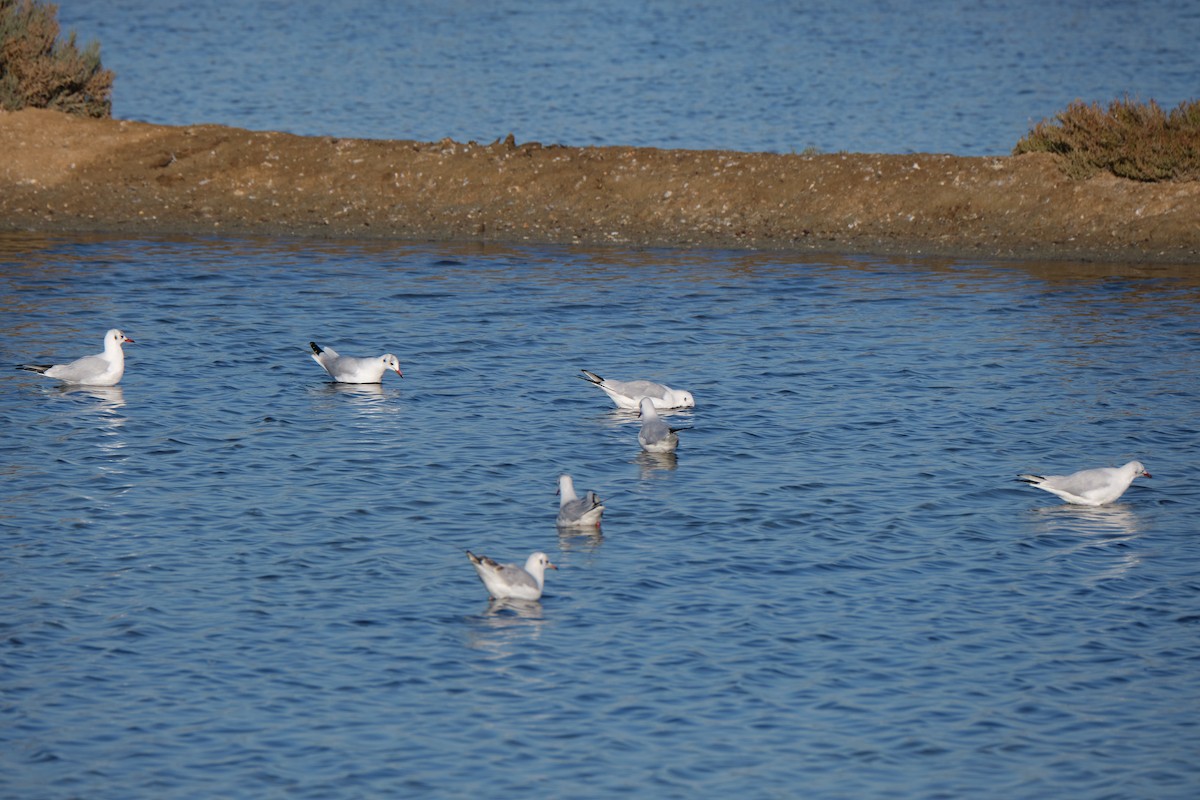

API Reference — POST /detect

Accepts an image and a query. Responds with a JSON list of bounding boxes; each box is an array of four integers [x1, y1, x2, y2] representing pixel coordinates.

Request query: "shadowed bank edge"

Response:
[[1, 109, 1198, 263]]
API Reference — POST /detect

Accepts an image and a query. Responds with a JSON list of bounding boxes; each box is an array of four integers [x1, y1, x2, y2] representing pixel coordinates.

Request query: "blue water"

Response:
[[2, 235, 1199, 799], [57, 0, 1200, 155], [7, 2, 1200, 796]]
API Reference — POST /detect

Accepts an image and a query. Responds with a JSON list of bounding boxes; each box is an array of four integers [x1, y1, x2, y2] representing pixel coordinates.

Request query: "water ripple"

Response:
[[1, 238, 1198, 798]]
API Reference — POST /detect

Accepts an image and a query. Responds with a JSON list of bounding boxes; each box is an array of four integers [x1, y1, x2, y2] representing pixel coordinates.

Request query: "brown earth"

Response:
[[2, 108, 1198, 263]]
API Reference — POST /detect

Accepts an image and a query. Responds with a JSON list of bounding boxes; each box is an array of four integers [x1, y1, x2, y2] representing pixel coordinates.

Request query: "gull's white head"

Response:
[[382, 354, 403, 377], [639, 396, 658, 418], [106, 329, 133, 347], [557, 474, 576, 500], [525, 551, 557, 579], [1128, 460, 1151, 478], [676, 390, 695, 408]]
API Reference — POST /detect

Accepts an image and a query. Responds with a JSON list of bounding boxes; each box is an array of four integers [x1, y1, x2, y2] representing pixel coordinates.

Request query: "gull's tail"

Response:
[[1015, 473, 1045, 485], [15, 364, 51, 374], [579, 369, 604, 385]]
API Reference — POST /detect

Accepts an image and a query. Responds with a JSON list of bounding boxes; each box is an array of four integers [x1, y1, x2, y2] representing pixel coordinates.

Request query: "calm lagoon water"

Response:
[[8, 2, 1200, 797], [57, 0, 1200, 155], [2, 234, 1199, 798]]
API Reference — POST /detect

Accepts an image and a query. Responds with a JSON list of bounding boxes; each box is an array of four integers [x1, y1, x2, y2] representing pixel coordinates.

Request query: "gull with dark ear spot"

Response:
[[16, 328, 133, 386], [637, 396, 681, 453], [466, 551, 557, 601], [579, 369, 694, 410], [309, 341, 402, 383], [557, 474, 605, 528], [1016, 460, 1150, 506]]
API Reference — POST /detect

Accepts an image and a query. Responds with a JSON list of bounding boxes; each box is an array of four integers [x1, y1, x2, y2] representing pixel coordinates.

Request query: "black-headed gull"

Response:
[[638, 396, 680, 453], [466, 550, 557, 601], [1017, 460, 1151, 506], [580, 369, 694, 410], [557, 474, 605, 528], [310, 341, 402, 383], [16, 328, 133, 386]]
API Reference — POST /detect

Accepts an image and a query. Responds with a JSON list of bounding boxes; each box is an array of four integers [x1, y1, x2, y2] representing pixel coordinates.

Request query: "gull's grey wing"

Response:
[[50, 354, 110, 382], [493, 562, 539, 590], [609, 378, 669, 399], [558, 493, 602, 523], [640, 418, 673, 443], [1044, 467, 1115, 496]]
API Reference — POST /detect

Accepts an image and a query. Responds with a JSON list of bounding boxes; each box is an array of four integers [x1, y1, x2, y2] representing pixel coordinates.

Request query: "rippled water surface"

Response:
[[2, 235, 1198, 798], [58, 0, 1200, 155]]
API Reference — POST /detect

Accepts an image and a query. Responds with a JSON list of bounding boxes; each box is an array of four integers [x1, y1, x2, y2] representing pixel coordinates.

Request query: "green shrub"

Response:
[[0, 0, 113, 117], [1014, 97, 1200, 181]]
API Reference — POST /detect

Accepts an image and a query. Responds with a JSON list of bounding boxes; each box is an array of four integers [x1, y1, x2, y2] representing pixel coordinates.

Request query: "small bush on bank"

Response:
[[0, 0, 113, 117], [1014, 98, 1200, 182]]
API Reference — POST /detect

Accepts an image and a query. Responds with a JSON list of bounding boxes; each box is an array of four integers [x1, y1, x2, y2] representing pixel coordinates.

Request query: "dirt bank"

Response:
[[2, 108, 1197, 262]]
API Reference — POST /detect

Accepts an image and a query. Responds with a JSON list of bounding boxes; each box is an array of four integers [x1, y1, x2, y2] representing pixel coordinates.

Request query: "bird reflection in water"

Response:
[[467, 598, 547, 656], [1032, 502, 1140, 538], [1032, 503, 1143, 583], [326, 382, 385, 399], [559, 524, 603, 553], [637, 450, 677, 479], [315, 382, 405, 418], [55, 383, 127, 412]]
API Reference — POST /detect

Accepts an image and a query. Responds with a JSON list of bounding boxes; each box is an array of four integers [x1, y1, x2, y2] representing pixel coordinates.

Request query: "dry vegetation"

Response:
[[1014, 98, 1200, 182], [0, 0, 112, 117]]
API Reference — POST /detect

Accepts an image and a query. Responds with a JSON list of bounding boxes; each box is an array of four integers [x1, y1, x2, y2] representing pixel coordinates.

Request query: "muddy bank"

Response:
[[1, 108, 1197, 262]]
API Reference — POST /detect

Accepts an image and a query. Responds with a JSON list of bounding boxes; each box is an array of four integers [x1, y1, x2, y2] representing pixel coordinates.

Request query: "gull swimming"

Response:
[[638, 396, 680, 453], [1017, 460, 1151, 506], [16, 328, 133, 386], [310, 341, 402, 383], [557, 474, 605, 528], [466, 550, 557, 601], [579, 369, 694, 410]]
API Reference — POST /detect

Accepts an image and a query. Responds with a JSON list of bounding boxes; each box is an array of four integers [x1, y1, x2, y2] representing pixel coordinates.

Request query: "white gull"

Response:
[[1017, 460, 1151, 506], [557, 474, 605, 528], [638, 396, 680, 453], [467, 550, 557, 601], [310, 341, 402, 383], [16, 328, 133, 386], [579, 369, 694, 410]]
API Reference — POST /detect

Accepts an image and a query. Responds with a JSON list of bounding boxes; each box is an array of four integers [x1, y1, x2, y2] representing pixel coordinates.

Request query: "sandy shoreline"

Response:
[[1, 108, 1198, 263]]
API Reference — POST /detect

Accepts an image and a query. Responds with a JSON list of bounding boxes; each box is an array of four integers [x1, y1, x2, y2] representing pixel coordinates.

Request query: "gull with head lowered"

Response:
[[579, 369, 694, 410], [1016, 460, 1151, 506], [16, 328, 133, 386], [310, 341, 402, 383]]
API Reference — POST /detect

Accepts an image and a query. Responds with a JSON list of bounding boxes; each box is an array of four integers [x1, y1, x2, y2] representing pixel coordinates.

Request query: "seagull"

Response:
[[638, 396, 680, 453], [557, 474, 605, 528], [579, 369, 694, 410], [309, 341, 402, 383], [466, 550, 557, 601], [1016, 460, 1151, 506], [16, 328, 133, 386]]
